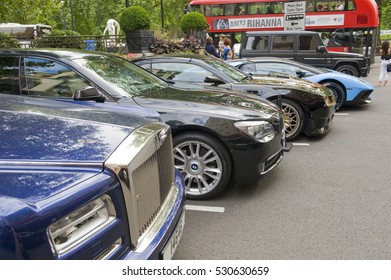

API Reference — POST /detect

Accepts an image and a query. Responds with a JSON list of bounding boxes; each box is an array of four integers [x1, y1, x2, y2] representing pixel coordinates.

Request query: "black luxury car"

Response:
[[133, 54, 335, 141], [0, 49, 286, 200]]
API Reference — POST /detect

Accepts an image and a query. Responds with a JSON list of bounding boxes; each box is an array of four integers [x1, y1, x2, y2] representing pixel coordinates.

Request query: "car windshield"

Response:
[[74, 54, 167, 97], [203, 58, 248, 82]]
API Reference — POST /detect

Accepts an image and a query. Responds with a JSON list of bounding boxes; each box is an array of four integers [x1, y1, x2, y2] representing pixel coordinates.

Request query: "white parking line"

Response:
[[292, 143, 310, 146], [335, 113, 350, 116], [185, 205, 225, 213]]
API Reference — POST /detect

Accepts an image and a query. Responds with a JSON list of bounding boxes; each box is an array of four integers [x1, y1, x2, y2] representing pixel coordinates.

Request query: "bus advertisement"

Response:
[[189, 0, 379, 60]]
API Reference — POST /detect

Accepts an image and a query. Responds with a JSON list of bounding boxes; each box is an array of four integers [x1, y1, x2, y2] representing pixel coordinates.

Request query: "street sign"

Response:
[[284, 1, 305, 31]]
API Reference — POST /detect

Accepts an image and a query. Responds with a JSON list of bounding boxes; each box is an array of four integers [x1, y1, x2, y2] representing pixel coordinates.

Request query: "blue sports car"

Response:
[[229, 57, 374, 110]]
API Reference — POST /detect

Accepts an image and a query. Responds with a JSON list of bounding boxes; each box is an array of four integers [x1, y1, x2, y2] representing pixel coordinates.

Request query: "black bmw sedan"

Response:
[[0, 49, 286, 200], [133, 54, 336, 141]]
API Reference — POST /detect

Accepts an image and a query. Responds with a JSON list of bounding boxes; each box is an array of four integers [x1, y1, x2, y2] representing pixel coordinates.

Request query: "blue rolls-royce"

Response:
[[0, 96, 185, 260]]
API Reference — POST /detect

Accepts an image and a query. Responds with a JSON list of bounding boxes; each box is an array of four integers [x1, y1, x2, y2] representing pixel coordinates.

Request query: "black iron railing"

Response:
[[17, 35, 129, 53]]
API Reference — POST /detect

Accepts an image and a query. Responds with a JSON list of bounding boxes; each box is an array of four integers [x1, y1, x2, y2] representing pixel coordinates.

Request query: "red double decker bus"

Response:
[[189, 0, 379, 60]]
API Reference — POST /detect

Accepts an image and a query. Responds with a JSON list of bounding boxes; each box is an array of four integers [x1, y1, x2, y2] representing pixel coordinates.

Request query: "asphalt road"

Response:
[[174, 58, 391, 260]]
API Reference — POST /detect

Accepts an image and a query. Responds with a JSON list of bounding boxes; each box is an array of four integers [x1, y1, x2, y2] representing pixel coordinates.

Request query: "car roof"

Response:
[[134, 53, 209, 62], [0, 48, 112, 60]]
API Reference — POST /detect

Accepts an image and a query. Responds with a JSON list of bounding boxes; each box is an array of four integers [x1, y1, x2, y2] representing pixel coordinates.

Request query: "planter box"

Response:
[[125, 30, 154, 53]]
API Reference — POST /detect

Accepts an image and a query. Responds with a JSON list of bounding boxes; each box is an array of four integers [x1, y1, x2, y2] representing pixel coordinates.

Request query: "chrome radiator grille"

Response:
[[131, 132, 174, 236], [105, 122, 175, 248]]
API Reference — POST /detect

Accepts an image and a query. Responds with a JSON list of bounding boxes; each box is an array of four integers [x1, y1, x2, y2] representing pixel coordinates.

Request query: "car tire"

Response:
[[281, 99, 304, 141], [335, 64, 359, 77], [173, 132, 232, 200], [320, 81, 346, 110]]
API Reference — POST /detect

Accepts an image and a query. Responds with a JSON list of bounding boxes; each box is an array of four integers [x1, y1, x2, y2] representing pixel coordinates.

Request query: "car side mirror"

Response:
[[296, 71, 306, 78], [74, 86, 106, 103], [204, 76, 225, 85], [316, 46, 327, 53]]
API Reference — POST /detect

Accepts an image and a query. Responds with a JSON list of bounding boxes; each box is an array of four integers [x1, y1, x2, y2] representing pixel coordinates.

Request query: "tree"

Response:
[[0, 0, 61, 27]]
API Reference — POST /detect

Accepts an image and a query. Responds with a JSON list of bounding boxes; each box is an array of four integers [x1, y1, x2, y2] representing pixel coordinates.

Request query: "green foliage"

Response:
[[131, 0, 189, 37], [0, 0, 60, 27], [0, 0, 191, 37], [150, 37, 202, 54], [33, 30, 83, 49], [0, 33, 21, 49], [180, 12, 208, 33], [380, 0, 391, 29], [119, 6, 151, 32]]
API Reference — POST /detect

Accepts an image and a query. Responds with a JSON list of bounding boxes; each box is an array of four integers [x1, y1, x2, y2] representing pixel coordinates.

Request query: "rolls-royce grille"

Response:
[[105, 122, 176, 248], [131, 133, 174, 236]]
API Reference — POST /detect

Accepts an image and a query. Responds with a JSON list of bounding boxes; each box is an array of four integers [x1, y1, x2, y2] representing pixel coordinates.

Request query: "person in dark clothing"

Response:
[[205, 36, 219, 58]]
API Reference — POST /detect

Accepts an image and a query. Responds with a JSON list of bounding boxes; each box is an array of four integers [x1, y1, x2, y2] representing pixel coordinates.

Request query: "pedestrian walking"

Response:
[[378, 40, 391, 87]]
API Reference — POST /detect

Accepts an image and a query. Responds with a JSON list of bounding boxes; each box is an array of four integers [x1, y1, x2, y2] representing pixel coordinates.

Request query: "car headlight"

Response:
[[234, 120, 277, 143], [322, 88, 336, 107], [47, 195, 116, 256]]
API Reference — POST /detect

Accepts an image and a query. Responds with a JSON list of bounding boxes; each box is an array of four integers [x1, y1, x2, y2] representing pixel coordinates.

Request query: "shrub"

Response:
[[119, 6, 151, 32], [180, 12, 208, 33], [150, 37, 203, 55], [0, 33, 20, 49]]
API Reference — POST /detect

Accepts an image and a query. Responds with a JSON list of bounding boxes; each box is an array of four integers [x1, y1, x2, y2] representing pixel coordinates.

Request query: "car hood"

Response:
[[0, 108, 133, 162], [0, 106, 133, 218], [248, 75, 331, 97], [1, 94, 157, 127], [132, 85, 279, 120]]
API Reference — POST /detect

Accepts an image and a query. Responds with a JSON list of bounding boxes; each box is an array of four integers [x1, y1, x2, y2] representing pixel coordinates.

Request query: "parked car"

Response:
[[0, 95, 186, 260], [238, 30, 370, 77], [229, 57, 375, 110], [133, 54, 335, 141], [0, 49, 286, 200]]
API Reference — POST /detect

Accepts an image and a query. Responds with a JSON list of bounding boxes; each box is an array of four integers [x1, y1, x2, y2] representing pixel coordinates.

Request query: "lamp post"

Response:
[[60, 0, 66, 30]]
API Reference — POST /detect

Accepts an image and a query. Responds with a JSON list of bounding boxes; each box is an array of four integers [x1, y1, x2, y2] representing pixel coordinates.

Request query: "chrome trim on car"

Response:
[[260, 149, 283, 175], [95, 238, 122, 260], [0, 160, 103, 168], [105, 122, 176, 249]]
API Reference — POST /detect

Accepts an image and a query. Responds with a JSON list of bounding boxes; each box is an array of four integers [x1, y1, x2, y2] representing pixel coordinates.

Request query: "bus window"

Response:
[[307, 1, 315, 12], [270, 2, 283, 13], [204, 5, 212, 16], [193, 5, 201, 13], [225, 4, 235, 16], [248, 3, 269, 14], [211, 5, 223, 16], [347, 0, 356, 10]]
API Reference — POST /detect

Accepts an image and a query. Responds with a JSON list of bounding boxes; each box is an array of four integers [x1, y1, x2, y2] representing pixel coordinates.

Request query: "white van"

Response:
[[0, 23, 52, 47]]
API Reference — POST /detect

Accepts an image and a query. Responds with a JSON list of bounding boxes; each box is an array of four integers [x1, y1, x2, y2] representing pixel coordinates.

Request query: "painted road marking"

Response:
[[185, 205, 225, 213], [335, 113, 349, 116], [292, 143, 310, 146]]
